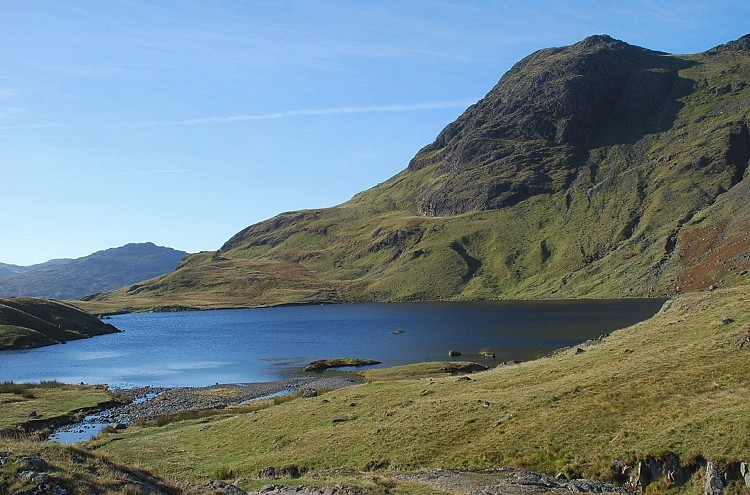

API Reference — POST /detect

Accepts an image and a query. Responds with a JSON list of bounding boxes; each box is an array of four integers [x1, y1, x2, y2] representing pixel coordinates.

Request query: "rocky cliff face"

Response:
[[408, 35, 703, 216]]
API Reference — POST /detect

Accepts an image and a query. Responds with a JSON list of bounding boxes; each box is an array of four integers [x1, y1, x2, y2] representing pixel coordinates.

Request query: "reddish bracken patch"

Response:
[[677, 218, 750, 292]]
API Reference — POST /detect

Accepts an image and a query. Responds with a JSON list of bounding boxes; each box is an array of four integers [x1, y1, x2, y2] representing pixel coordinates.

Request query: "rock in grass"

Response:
[[735, 331, 750, 350], [332, 414, 349, 423], [303, 358, 380, 372], [704, 461, 725, 495]]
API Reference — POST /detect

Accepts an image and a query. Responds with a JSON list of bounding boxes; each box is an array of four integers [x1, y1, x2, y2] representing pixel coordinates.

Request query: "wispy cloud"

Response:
[[0, 106, 28, 118], [0, 122, 60, 130], [34, 63, 126, 77], [178, 100, 477, 125], [110, 169, 192, 176]]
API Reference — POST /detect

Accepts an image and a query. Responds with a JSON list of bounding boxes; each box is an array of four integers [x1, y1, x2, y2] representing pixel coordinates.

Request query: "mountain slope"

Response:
[[0, 243, 187, 300], [85, 34, 750, 312], [0, 263, 29, 278], [0, 259, 71, 278]]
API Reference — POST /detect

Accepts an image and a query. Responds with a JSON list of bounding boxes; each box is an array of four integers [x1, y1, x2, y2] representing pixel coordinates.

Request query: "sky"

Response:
[[1, 1, 749, 266]]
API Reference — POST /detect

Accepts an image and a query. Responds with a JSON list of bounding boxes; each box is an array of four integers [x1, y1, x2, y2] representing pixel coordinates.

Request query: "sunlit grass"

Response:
[[0, 382, 117, 432], [90, 286, 750, 491]]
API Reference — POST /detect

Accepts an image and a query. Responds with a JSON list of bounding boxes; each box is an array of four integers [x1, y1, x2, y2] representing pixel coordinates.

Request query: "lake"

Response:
[[0, 300, 664, 387]]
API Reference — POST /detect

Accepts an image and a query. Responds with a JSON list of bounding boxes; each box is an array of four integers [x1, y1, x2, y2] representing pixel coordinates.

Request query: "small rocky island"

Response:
[[0, 297, 120, 350], [303, 358, 381, 372]]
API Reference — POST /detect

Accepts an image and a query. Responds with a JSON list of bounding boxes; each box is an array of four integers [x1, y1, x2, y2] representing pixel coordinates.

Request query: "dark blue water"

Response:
[[0, 300, 664, 387]]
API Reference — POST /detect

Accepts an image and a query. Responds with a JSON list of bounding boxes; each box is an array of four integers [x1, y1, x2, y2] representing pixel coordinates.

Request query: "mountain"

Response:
[[83, 34, 750, 312], [0, 243, 187, 300], [0, 297, 119, 350], [0, 263, 27, 278], [0, 259, 71, 278]]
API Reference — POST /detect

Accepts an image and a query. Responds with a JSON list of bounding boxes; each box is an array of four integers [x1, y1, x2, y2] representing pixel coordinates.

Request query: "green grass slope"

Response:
[[91, 285, 750, 492], [0, 297, 119, 350], [0, 383, 196, 495]]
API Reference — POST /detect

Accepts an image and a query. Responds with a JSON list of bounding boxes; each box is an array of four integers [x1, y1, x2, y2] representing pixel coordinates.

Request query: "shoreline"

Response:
[[89, 375, 363, 427], [76, 295, 669, 317]]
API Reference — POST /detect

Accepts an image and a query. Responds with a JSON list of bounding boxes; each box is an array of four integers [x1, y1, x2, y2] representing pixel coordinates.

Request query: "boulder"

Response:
[[704, 461, 725, 495], [735, 331, 750, 350]]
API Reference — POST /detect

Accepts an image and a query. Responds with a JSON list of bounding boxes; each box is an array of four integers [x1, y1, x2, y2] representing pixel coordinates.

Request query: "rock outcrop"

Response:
[[616, 454, 750, 494], [408, 35, 699, 217]]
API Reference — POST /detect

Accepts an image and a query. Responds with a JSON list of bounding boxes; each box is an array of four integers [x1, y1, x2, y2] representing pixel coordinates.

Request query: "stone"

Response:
[[662, 453, 686, 486], [17, 470, 48, 483], [705, 461, 725, 495], [332, 414, 349, 423], [15, 454, 47, 472], [209, 480, 247, 494], [448, 350, 461, 357], [740, 462, 750, 487], [735, 332, 750, 350], [629, 457, 660, 491]]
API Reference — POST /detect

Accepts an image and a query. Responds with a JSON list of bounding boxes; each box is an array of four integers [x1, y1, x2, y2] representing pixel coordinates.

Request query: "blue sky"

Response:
[[1, 1, 748, 265]]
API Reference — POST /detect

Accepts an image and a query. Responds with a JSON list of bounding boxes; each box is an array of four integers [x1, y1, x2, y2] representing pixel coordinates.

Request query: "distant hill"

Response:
[[0, 243, 187, 300], [84, 34, 750, 312], [0, 259, 71, 278], [0, 263, 25, 278], [0, 297, 119, 350]]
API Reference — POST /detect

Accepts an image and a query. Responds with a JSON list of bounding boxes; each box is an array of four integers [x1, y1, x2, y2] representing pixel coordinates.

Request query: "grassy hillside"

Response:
[[90, 285, 750, 493], [0, 297, 119, 350], [79, 35, 750, 314], [0, 382, 117, 433], [0, 383, 195, 495]]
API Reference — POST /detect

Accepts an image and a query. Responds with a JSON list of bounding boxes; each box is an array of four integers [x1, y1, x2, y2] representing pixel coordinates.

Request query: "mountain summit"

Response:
[[86, 34, 750, 311], [408, 35, 698, 215]]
